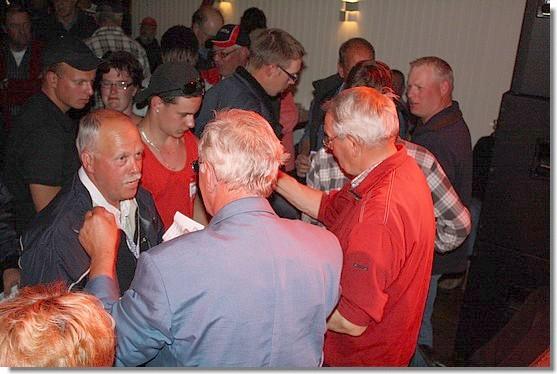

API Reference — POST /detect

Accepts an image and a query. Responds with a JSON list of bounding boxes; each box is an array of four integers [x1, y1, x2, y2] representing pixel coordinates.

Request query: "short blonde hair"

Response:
[[0, 283, 115, 367], [328, 86, 399, 147], [247, 28, 305, 70], [199, 109, 286, 197], [410, 56, 454, 89]]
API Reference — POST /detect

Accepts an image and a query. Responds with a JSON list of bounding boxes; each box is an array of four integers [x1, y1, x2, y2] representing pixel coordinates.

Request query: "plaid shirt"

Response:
[[305, 139, 471, 253], [85, 26, 151, 80]]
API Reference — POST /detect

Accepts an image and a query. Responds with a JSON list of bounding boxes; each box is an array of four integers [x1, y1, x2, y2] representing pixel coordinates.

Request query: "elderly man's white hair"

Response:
[[328, 86, 399, 147], [199, 109, 287, 197]]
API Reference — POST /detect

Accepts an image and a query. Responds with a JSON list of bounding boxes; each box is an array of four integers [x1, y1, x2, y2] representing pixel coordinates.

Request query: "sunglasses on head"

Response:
[[157, 78, 205, 97]]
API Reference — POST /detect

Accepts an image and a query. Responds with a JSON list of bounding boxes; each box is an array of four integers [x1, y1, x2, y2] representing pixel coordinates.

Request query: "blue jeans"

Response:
[[409, 274, 442, 366], [419, 274, 442, 347]]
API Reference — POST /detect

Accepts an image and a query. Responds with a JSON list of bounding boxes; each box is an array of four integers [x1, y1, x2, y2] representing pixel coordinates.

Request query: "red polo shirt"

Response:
[[319, 144, 435, 366]]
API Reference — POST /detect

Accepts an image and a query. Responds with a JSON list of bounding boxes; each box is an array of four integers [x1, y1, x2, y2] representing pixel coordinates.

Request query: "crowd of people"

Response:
[[0, 0, 475, 368]]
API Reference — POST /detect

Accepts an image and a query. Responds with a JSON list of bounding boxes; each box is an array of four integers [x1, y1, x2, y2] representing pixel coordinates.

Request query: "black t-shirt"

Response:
[[3, 91, 80, 234]]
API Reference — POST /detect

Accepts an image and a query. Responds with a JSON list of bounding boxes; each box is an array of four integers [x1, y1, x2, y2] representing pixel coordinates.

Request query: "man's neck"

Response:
[[100, 21, 120, 29], [58, 11, 77, 28], [9, 43, 28, 53], [422, 99, 453, 124], [138, 35, 154, 44], [212, 186, 258, 217], [246, 66, 271, 96], [355, 141, 398, 175], [41, 86, 70, 113]]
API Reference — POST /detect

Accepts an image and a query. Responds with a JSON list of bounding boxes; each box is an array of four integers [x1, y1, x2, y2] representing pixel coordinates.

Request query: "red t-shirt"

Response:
[[319, 145, 435, 366], [141, 131, 198, 230]]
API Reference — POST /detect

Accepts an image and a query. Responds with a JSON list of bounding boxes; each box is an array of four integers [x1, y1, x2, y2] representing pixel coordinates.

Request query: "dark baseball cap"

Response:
[[134, 62, 204, 106], [211, 24, 250, 48], [42, 35, 103, 71]]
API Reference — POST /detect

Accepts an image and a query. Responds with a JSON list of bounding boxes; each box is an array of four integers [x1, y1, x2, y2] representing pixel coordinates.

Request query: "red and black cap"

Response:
[[211, 24, 250, 48]]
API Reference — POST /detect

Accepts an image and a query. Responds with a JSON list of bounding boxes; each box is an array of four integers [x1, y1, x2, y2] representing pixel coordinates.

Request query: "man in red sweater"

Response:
[[276, 87, 435, 366]]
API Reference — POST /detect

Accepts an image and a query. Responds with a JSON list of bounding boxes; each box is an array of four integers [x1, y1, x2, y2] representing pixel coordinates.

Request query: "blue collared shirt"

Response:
[[86, 197, 342, 367]]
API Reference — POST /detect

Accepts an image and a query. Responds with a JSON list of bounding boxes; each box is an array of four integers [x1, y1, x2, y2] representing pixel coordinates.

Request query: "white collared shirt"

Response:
[[78, 167, 140, 258], [351, 161, 380, 189]]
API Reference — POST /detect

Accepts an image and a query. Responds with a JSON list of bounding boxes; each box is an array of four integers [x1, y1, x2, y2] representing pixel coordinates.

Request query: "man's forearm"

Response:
[[327, 309, 367, 336], [275, 171, 323, 219]]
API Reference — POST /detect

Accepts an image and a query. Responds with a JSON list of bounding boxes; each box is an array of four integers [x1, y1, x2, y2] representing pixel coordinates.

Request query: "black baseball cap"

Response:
[[134, 62, 204, 106], [211, 24, 250, 48], [42, 35, 103, 71]]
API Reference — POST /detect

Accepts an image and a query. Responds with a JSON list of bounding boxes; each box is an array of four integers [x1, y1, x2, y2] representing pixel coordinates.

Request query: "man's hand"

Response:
[[79, 207, 120, 278], [2, 268, 20, 294], [295, 154, 311, 178]]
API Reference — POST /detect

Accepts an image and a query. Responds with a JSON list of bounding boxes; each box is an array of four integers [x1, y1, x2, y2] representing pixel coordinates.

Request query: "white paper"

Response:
[[162, 211, 205, 241], [0, 284, 19, 302]]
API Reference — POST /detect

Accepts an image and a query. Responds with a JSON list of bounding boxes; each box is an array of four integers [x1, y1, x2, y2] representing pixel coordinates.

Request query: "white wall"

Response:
[[131, 0, 527, 145]]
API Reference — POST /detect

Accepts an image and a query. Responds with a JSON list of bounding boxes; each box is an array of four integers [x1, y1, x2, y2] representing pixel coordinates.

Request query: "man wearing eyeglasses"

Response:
[[191, 5, 224, 87], [210, 24, 250, 79], [194, 28, 304, 219], [274, 87, 436, 366], [194, 27, 304, 140], [3, 35, 101, 235], [80, 109, 342, 367]]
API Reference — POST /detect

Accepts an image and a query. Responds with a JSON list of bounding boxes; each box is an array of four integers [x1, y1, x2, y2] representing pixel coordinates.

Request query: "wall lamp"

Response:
[[340, 0, 359, 22]]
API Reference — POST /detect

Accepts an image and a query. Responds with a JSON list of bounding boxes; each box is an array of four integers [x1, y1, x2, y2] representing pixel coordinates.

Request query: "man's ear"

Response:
[[263, 64, 276, 78], [347, 135, 360, 158], [45, 70, 59, 88], [337, 62, 345, 79], [204, 161, 218, 193], [150, 96, 163, 112], [440, 79, 450, 96], [81, 151, 95, 173]]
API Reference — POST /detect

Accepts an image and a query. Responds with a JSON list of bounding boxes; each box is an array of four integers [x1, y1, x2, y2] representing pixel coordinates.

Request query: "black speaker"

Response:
[[454, 92, 550, 362], [510, 0, 550, 98]]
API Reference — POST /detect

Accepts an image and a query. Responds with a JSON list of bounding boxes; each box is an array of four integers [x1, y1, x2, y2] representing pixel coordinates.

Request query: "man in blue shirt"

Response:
[[82, 108, 343, 367]]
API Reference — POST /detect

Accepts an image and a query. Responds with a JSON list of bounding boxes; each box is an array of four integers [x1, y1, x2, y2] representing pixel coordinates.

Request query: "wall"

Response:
[[131, 0, 527, 145]]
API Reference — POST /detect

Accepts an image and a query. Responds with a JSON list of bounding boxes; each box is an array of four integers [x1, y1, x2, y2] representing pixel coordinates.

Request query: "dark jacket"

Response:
[[306, 73, 343, 152], [20, 174, 164, 292], [412, 101, 473, 274], [34, 10, 98, 43], [0, 178, 18, 272], [194, 66, 282, 139]]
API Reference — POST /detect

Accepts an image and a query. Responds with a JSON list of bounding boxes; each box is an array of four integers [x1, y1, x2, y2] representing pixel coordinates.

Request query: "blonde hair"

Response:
[[199, 109, 286, 197], [0, 283, 115, 367], [328, 86, 399, 147], [247, 28, 305, 70], [410, 56, 454, 89]]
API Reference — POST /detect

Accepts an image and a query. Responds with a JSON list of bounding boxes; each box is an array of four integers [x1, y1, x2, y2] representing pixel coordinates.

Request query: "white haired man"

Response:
[[19, 109, 164, 293], [81, 109, 343, 367], [275, 87, 435, 366]]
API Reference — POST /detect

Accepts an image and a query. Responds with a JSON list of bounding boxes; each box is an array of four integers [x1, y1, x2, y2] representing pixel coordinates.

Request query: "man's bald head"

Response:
[[191, 5, 224, 47]]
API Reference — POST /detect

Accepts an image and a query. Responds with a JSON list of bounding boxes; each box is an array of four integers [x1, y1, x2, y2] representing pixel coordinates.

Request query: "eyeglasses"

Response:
[[323, 134, 340, 150], [156, 79, 205, 97], [100, 80, 135, 91], [212, 47, 241, 60], [277, 65, 299, 83]]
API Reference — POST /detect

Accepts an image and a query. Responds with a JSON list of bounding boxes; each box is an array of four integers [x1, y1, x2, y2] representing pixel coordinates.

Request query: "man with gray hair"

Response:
[[19, 109, 164, 293], [275, 87, 435, 366], [81, 109, 343, 367], [85, 1, 151, 80]]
